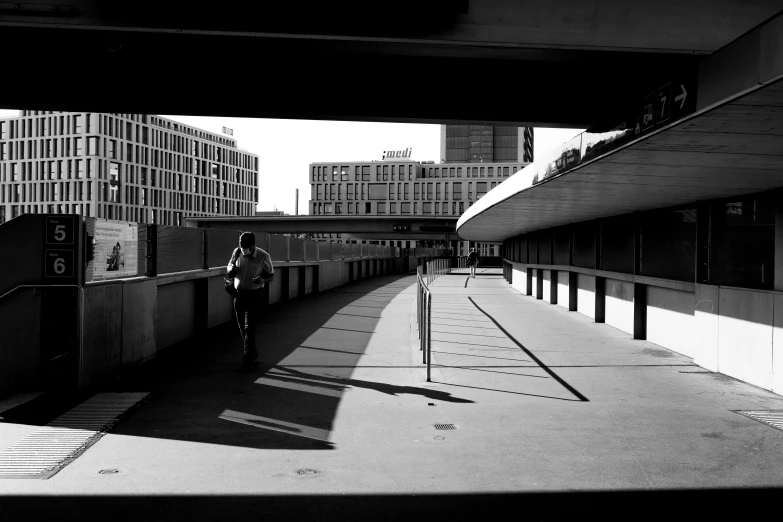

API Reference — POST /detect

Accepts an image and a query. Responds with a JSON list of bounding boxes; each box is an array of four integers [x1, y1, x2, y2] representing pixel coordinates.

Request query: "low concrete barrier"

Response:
[[78, 255, 413, 390], [505, 259, 783, 396]]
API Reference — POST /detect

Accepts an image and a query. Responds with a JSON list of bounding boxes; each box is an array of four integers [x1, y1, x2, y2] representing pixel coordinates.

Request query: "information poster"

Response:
[[92, 219, 138, 280]]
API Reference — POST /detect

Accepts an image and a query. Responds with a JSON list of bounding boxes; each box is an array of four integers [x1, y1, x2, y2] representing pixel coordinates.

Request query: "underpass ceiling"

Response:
[[456, 79, 783, 242], [2, 0, 780, 52], [0, 1, 781, 126]]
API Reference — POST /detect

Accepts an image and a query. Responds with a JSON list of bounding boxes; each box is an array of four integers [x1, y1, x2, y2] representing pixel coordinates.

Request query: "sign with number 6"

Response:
[[45, 250, 74, 278]]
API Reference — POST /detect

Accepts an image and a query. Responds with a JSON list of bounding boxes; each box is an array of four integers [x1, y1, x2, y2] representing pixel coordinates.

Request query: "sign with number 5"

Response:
[[46, 216, 74, 245]]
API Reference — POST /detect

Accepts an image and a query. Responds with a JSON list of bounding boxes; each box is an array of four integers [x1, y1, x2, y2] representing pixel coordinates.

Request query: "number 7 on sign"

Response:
[[657, 83, 671, 124]]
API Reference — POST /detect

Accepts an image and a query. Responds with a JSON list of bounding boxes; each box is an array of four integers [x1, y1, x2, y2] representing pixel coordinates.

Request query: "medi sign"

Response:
[[382, 148, 412, 161]]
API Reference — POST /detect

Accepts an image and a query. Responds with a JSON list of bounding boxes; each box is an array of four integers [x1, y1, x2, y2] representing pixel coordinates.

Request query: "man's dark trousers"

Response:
[[233, 288, 263, 363]]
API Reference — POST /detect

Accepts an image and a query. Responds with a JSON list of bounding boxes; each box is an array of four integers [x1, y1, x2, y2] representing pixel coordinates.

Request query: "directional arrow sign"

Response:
[[674, 84, 688, 110]]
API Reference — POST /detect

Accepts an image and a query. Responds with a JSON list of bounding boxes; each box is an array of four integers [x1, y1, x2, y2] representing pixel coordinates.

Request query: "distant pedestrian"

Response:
[[226, 231, 275, 370], [467, 248, 479, 278]]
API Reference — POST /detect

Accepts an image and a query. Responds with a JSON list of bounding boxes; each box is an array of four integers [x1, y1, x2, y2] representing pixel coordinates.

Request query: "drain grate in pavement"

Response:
[[0, 393, 149, 480], [434, 424, 456, 430], [735, 410, 783, 433]]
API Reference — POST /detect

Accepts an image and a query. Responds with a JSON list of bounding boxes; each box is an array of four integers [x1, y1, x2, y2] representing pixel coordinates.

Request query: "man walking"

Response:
[[467, 247, 479, 278], [227, 232, 274, 370]]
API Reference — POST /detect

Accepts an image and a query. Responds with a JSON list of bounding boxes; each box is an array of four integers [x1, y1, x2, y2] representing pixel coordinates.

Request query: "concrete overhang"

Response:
[[185, 215, 459, 238], [0, 1, 780, 127], [458, 14, 783, 242]]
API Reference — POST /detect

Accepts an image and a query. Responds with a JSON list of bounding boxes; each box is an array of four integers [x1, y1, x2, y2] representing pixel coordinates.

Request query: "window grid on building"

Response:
[[0, 111, 260, 225]]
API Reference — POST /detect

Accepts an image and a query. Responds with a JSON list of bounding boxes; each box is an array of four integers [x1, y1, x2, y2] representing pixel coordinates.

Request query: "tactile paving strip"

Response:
[[0, 392, 149, 479]]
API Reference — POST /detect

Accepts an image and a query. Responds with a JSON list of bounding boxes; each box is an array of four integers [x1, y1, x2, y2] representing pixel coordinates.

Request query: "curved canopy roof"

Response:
[[457, 79, 783, 242]]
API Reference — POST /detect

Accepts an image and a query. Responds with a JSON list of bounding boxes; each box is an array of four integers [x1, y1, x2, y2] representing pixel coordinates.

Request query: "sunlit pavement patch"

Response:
[[218, 409, 331, 442]]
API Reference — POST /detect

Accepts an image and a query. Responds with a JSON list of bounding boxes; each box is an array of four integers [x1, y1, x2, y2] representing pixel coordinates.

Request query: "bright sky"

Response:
[[0, 108, 582, 215]]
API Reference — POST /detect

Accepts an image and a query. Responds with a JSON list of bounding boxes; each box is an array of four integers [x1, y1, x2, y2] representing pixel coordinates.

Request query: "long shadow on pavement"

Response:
[[103, 273, 472, 451]]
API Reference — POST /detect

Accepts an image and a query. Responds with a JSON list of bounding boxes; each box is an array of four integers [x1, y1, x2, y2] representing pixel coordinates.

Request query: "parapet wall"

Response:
[[78, 255, 418, 390], [505, 260, 783, 396]]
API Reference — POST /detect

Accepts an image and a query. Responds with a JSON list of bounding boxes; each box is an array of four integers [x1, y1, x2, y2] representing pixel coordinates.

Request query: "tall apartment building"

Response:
[[309, 159, 530, 256], [0, 111, 259, 226], [440, 125, 534, 163]]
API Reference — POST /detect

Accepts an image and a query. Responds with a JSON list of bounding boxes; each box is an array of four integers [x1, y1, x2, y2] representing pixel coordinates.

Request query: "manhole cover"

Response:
[[98, 469, 119, 474], [296, 469, 319, 475], [434, 424, 456, 430], [735, 410, 783, 432]]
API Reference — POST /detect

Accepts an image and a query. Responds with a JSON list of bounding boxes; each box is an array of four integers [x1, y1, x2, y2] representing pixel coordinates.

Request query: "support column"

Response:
[[568, 272, 578, 311], [633, 282, 647, 340], [298, 266, 306, 298], [775, 195, 783, 291], [280, 267, 290, 302], [536, 269, 543, 300], [595, 276, 606, 323]]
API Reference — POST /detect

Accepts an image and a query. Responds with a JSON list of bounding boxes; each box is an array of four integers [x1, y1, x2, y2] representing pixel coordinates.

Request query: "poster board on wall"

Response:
[[90, 218, 138, 281]]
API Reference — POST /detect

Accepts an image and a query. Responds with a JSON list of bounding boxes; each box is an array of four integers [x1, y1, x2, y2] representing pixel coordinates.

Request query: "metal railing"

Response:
[[426, 258, 450, 286], [416, 266, 432, 381], [416, 258, 452, 382]]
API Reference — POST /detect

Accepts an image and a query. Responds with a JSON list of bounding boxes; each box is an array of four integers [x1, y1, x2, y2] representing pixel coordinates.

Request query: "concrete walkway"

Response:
[[2, 269, 783, 519]]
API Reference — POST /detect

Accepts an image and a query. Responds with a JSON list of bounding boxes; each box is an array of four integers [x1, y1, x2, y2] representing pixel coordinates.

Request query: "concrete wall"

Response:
[[605, 278, 635, 336], [557, 271, 570, 310], [647, 286, 695, 359], [305, 266, 314, 295], [718, 287, 774, 391], [156, 281, 197, 350], [59, 255, 409, 394], [773, 294, 783, 395], [532, 269, 540, 299], [577, 274, 596, 319], [511, 264, 527, 295], [691, 285, 783, 395], [0, 290, 42, 397], [289, 267, 300, 300], [82, 283, 123, 388], [268, 272, 282, 304], [503, 258, 783, 396], [542, 270, 552, 303], [693, 284, 720, 372], [207, 275, 233, 328], [121, 279, 157, 365], [320, 261, 347, 292]]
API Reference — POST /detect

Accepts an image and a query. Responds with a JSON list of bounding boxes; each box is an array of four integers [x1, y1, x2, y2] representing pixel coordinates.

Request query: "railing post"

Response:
[[426, 291, 432, 381], [417, 276, 421, 339], [422, 289, 427, 365]]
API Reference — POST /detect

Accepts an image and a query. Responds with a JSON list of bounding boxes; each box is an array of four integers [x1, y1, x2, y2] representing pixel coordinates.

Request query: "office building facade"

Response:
[[0, 111, 259, 226], [440, 125, 534, 163], [309, 159, 530, 256]]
